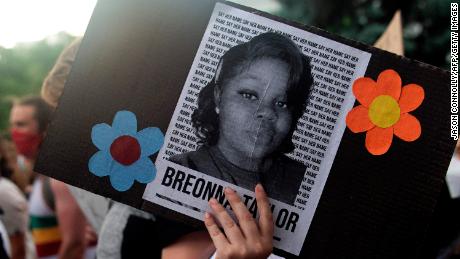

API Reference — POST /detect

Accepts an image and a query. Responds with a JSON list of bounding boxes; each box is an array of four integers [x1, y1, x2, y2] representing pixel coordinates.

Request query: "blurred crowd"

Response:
[[0, 38, 99, 259]]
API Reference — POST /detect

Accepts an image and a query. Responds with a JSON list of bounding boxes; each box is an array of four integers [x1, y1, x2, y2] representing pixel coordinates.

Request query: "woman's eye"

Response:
[[276, 101, 288, 109], [241, 92, 257, 100]]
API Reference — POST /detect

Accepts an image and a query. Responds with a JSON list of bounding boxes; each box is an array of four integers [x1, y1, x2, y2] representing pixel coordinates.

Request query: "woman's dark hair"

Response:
[[14, 95, 53, 134], [192, 32, 314, 153], [0, 137, 13, 179]]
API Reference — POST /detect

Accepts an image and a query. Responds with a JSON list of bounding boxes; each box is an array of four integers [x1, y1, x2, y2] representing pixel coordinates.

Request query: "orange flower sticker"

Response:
[[346, 69, 424, 155]]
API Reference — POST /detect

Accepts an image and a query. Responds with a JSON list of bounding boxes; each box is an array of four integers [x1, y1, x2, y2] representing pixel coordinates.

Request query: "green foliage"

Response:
[[276, 0, 452, 69], [0, 32, 76, 132]]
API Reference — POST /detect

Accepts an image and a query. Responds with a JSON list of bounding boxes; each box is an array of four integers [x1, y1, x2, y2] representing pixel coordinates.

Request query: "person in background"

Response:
[[9, 95, 96, 259], [0, 133, 33, 195], [0, 136, 35, 259]]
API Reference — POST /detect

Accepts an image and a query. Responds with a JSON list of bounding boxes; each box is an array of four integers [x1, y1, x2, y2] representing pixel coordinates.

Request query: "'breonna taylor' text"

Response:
[[161, 166, 300, 232]]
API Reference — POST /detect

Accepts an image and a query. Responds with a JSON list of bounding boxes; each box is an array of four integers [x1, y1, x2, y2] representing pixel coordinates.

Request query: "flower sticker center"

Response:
[[110, 135, 141, 165], [368, 95, 400, 128], [346, 69, 424, 155], [88, 110, 164, 191]]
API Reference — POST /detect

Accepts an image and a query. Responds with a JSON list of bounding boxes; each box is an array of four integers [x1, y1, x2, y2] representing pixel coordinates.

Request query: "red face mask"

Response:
[[10, 129, 43, 159]]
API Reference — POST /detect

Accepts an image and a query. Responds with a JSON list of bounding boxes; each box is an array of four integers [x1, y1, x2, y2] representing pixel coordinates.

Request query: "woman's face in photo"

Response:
[[215, 57, 293, 162]]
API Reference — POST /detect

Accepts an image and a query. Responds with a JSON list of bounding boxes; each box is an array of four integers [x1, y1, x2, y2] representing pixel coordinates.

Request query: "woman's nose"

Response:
[[256, 102, 277, 121]]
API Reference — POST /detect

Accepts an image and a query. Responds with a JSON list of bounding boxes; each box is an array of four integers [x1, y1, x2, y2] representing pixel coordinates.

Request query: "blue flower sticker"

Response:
[[88, 110, 164, 191]]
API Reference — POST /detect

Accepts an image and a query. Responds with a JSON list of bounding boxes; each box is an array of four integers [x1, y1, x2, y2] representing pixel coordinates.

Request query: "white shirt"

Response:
[[0, 219, 11, 258]]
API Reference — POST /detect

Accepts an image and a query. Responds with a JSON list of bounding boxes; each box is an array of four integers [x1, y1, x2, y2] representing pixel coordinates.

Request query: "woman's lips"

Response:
[[247, 125, 275, 145]]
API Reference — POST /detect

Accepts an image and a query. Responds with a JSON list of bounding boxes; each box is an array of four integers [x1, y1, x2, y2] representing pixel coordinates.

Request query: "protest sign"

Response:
[[35, 0, 455, 257]]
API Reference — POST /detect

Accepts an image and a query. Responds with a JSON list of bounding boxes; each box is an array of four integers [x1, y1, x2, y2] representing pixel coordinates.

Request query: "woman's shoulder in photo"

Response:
[[169, 146, 219, 177], [278, 155, 307, 175]]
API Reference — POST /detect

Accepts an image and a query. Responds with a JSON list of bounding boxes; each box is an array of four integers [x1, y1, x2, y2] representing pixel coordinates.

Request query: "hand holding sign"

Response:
[[205, 184, 274, 259]]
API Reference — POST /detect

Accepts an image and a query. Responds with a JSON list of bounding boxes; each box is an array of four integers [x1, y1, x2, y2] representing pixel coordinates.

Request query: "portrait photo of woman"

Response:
[[170, 32, 314, 205]]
